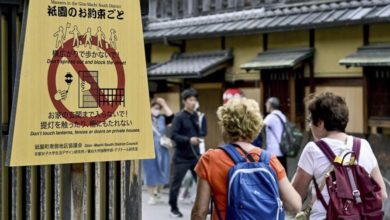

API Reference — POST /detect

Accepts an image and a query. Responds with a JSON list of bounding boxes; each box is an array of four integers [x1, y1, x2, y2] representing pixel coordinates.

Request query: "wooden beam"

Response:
[[0, 0, 22, 5], [309, 29, 315, 48], [313, 78, 363, 87], [363, 24, 369, 46], [9, 6, 17, 114], [363, 70, 368, 134], [70, 164, 84, 220], [289, 71, 296, 123], [309, 29, 315, 93], [11, 167, 22, 219], [39, 166, 51, 220], [260, 72, 265, 115], [122, 161, 142, 220], [368, 118, 390, 129], [309, 60, 315, 93], [107, 161, 121, 219], [192, 82, 222, 89], [263, 33, 268, 51], [62, 165, 71, 220], [221, 36, 225, 50], [53, 165, 63, 220], [0, 142, 10, 220]]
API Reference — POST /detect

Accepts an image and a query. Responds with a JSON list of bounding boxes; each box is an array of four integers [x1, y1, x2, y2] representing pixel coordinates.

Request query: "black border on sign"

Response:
[[6, 0, 28, 166]]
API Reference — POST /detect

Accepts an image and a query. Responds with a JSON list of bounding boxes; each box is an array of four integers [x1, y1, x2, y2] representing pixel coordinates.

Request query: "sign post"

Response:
[[6, 0, 154, 166]]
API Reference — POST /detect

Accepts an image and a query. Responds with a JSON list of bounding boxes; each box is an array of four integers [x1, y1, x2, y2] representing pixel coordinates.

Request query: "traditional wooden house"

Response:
[[143, 0, 390, 149]]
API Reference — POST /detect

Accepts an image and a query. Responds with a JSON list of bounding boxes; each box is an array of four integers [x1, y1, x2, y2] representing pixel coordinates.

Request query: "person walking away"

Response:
[[191, 98, 301, 220], [169, 88, 202, 218], [292, 92, 387, 219], [143, 97, 173, 205], [264, 97, 288, 170]]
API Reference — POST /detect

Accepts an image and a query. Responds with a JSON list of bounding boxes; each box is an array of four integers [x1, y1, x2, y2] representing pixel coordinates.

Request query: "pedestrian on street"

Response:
[[143, 97, 174, 205], [179, 100, 208, 203], [264, 97, 288, 170], [292, 92, 387, 219], [169, 88, 203, 218], [191, 98, 301, 220]]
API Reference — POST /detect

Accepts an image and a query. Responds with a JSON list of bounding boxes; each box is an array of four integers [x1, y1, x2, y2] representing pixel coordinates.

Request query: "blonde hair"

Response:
[[217, 98, 264, 143]]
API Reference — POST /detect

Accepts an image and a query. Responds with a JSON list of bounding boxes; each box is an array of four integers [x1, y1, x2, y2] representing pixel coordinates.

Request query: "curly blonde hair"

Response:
[[217, 98, 264, 143]]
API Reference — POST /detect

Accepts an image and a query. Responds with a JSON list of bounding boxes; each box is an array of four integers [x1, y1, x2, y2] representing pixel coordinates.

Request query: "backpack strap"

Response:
[[211, 195, 223, 220], [315, 140, 336, 163], [220, 144, 247, 164], [313, 140, 336, 210], [259, 150, 271, 164], [313, 176, 328, 210], [273, 113, 285, 128], [272, 113, 285, 138], [352, 137, 361, 162]]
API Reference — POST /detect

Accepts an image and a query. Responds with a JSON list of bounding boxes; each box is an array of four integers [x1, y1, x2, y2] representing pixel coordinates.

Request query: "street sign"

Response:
[[6, 0, 154, 166]]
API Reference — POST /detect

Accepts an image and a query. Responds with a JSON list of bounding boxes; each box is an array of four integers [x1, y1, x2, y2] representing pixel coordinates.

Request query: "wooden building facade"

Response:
[[144, 0, 390, 141]]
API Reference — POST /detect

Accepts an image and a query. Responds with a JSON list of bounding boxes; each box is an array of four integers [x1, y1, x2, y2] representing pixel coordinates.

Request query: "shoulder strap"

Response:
[[233, 144, 256, 162], [272, 113, 293, 146], [268, 126, 280, 144], [220, 144, 246, 164], [313, 140, 338, 210], [313, 177, 329, 210], [315, 140, 336, 162], [273, 113, 287, 131], [259, 150, 271, 164], [352, 137, 361, 161], [211, 195, 223, 220], [152, 125, 161, 137]]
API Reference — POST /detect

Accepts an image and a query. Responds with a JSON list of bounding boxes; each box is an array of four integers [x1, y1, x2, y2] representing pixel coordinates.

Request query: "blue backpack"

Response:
[[216, 144, 285, 220]]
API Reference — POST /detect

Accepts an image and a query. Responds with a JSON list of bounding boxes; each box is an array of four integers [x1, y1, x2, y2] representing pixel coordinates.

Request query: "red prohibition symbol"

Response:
[[48, 36, 125, 126]]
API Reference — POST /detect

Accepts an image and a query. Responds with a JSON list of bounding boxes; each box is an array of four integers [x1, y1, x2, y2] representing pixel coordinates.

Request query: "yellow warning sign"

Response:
[[6, 0, 154, 166]]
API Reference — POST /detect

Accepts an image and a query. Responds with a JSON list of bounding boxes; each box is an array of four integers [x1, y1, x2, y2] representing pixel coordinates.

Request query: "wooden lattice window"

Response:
[[262, 67, 305, 126], [262, 70, 291, 117], [366, 68, 390, 119]]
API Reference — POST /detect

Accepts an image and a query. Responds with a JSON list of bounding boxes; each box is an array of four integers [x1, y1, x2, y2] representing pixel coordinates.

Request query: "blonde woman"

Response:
[[191, 98, 301, 220]]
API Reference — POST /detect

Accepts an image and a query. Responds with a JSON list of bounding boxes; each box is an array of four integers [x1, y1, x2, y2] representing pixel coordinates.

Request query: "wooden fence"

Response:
[[0, 1, 141, 219]]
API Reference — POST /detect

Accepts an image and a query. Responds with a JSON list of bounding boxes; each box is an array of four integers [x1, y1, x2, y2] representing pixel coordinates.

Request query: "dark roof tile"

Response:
[[267, 16, 286, 27], [311, 10, 334, 24], [319, 4, 329, 10], [241, 48, 314, 70], [301, 12, 323, 24], [148, 50, 233, 79], [340, 44, 390, 67], [329, 2, 341, 9], [144, 0, 390, 42], [279, 14, 299, 26], [290, 13, 311, 25]]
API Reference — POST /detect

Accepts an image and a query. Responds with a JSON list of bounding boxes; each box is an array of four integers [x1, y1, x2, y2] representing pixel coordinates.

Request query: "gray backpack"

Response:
[[272, 114, 303, 157]]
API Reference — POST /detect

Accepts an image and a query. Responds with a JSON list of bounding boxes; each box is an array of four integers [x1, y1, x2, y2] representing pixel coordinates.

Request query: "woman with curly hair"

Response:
[[191, 98, 301, 220]]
